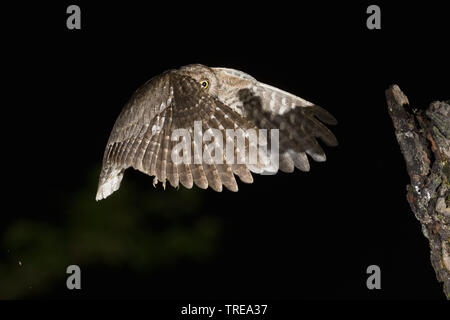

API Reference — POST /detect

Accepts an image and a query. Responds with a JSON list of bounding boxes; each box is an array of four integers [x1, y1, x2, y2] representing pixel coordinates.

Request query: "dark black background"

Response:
[[4, 1, 449, 303]]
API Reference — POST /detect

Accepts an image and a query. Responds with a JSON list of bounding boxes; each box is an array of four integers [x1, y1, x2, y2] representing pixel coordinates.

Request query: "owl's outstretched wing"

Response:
[[96, 72, 261, 200], [97, 66, 338, 200], [213, 68, 338, 174]]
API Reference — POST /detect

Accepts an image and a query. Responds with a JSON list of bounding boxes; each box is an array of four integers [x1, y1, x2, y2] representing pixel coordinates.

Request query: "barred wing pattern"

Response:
[[238, 87, 338, 173], [96, 64, 337, 200], [214, 68, 338, 173]]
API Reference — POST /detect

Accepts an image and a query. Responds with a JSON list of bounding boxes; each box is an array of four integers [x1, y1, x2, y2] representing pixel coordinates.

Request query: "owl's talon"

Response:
[[153, 177, 158, 187]]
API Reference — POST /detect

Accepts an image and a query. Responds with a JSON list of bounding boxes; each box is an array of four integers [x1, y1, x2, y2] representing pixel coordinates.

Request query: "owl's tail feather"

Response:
[[95, 166, 125, 201]]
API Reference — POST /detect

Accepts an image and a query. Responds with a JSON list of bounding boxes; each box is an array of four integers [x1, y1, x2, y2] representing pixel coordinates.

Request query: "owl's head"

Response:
[[177, 64, 220, 96]]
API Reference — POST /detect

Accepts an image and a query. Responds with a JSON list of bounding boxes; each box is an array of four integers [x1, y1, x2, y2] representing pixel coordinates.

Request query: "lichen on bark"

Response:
[[386, 85, 450, 299]]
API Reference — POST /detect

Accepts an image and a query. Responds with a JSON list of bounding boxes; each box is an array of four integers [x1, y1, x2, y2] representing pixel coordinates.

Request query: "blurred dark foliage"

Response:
[[0, 166, 220, 299]]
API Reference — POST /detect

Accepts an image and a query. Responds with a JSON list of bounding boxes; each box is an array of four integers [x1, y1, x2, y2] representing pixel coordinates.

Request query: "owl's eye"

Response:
[[200, 80, 209, 89]]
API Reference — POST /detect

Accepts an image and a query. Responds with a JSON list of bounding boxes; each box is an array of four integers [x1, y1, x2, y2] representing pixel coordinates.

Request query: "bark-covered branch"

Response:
[[386, 85, 450, 299]]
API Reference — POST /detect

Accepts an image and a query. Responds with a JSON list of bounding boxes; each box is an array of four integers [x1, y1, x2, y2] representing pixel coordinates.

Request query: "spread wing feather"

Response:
[[97, 72, 263, 200], [96, 65, 338, 200], [214, 67, 337, 174]]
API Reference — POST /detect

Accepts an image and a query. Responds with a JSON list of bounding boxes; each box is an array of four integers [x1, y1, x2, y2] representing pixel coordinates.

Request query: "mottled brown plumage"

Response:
[[96, 64, 337, 200]]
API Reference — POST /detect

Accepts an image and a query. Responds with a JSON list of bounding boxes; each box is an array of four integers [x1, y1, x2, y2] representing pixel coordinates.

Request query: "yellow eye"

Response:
[[200, 80, 209, 89]]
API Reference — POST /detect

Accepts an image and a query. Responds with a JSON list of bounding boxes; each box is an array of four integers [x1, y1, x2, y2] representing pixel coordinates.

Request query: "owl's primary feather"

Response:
[[96, 64, 337, 200]]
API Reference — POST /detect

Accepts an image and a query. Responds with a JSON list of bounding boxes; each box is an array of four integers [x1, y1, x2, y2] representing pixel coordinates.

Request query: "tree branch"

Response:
[[386, 85, 450, 299]]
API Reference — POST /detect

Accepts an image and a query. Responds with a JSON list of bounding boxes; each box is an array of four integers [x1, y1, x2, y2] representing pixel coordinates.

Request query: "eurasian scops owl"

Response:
[[96, 64, 337, 200]]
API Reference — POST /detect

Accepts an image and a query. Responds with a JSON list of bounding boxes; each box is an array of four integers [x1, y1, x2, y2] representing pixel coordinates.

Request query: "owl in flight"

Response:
[[96, 64, 337, 200]]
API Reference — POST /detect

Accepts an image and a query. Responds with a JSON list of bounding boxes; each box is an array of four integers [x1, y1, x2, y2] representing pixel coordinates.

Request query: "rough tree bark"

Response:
[[386, 85, 450, 299]]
